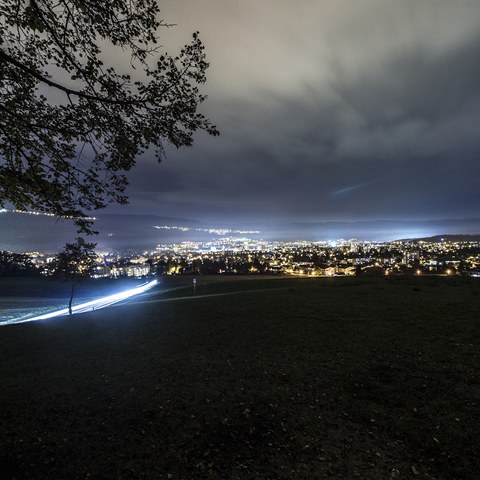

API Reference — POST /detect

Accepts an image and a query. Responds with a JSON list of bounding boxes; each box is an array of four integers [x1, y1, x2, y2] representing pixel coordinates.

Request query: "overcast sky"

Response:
[[94, 1, 480, 231], [2, 0, 480, 250]]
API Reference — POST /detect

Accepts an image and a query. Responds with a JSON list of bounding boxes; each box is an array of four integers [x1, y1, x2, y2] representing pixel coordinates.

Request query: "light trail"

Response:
[[1, 208, 96, 221], [8, 279, 158, 325], [153, 225, 260, 235]]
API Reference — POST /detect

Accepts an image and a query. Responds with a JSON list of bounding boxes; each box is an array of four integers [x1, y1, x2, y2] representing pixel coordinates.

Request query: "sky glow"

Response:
[[115, 0, 480, 228]]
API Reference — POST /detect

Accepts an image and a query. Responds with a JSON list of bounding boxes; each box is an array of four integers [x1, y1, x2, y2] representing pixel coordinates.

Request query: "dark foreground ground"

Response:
[[0, 276, 479, 479]]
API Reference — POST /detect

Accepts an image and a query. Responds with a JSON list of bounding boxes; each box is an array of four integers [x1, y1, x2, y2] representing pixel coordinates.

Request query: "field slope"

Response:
[[0, 276, 479, 479]]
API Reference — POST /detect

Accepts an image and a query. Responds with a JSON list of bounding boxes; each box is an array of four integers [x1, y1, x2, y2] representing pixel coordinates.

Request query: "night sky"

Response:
[[121, 0, 480, 226], [3, 0, 480, 249]]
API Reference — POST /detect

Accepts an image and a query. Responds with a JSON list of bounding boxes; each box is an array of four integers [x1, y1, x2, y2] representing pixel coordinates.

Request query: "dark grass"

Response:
[[1, 276, 479, 479]]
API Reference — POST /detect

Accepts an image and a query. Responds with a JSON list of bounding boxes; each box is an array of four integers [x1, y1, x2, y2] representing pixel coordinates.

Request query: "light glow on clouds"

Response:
[[117, 0, 480, 226]]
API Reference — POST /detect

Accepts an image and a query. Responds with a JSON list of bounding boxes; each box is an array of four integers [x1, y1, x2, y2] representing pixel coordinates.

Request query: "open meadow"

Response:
[[0, 276, 479, 479]]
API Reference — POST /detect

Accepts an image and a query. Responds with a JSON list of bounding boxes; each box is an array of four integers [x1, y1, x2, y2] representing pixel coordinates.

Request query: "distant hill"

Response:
[[400, 234, 480, 243], [260, 218, 480, 242]]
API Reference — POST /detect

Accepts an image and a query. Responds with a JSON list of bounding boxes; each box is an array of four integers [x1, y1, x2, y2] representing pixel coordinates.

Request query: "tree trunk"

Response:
[[68, 272, 76, 315]]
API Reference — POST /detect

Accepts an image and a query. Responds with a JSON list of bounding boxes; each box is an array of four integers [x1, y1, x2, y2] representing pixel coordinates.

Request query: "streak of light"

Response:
[[330, 181, 374, 197], [153, 225, 260, 235], [9, 279, 158, 325], [0, 208, 96, 221]]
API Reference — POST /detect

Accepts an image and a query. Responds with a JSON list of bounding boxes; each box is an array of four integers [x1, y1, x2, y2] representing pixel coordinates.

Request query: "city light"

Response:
[[1, 208, 96, 221], [153, 225, 260, 235]]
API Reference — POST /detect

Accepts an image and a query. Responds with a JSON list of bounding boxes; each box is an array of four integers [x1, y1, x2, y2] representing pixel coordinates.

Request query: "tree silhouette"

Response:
[[0, 1, 218, 233], [53, 237, 96, 314], [0, 251, 39, 276]]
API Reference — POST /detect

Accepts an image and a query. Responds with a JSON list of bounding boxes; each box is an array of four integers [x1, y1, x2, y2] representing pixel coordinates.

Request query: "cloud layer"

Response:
[[115, 0, 480, 229]]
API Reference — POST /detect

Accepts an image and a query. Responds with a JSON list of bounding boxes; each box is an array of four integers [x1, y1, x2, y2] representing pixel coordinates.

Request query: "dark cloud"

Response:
[[102, 1, 480, 236]]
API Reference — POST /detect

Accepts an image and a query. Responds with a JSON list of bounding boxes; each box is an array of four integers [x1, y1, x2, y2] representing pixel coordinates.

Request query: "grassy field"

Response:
[[0, 275, 282, 324], [0, 276, 479, 479]]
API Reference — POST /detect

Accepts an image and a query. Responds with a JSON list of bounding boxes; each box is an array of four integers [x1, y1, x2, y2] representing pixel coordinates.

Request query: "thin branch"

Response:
[[0, 49, 144, 105], [30, 0, 105, 101]]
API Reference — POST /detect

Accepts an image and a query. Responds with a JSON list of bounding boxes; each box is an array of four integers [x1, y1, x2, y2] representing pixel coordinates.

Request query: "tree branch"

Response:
[[0, 49, 144, 105]]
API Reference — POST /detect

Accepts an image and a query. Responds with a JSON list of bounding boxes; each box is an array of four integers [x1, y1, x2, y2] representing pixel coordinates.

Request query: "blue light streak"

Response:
[[6, 279, 158, 325]]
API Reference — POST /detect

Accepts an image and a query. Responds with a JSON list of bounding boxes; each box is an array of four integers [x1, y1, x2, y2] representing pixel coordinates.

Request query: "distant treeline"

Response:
[[0, 251, 39, 277]]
